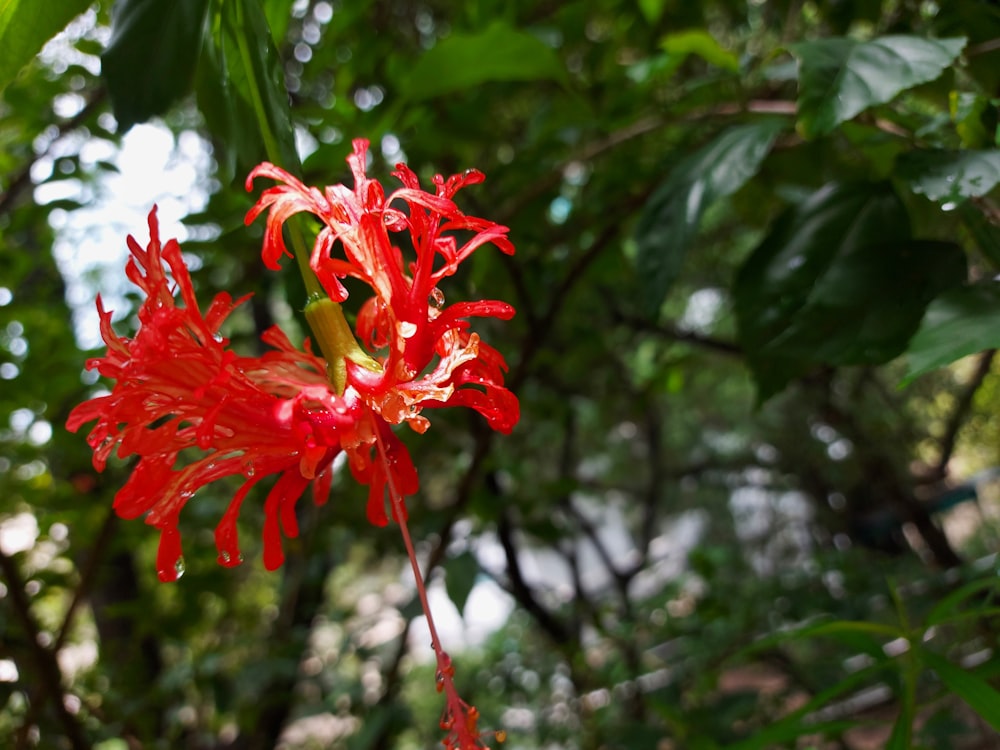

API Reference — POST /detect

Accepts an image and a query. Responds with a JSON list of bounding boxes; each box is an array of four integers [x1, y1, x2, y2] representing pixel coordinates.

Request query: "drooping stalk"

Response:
[[372, 414, 496, 749]]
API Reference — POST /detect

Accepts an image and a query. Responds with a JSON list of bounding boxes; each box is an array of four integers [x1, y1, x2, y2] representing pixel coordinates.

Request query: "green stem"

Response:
[[304, 296, 381, 394], [233, 0, 323, 299]]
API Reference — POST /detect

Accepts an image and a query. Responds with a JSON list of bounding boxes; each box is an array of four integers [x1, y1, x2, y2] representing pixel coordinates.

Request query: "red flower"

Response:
[[66, 208, 368, 579], [245, 139, 518, 435], [69, 143, 518, 581]]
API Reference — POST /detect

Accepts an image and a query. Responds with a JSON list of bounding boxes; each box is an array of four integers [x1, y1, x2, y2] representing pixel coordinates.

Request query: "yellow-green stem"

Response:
[[304, 296, 381, 394]]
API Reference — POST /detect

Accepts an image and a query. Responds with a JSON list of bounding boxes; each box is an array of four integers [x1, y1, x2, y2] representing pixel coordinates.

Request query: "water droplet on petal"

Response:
[[159, 556, 186, 582], [428, 287, 445, 309], [243, 459, 255, 478], [435, 669, 445, 692], [400, 321, 418, 338]]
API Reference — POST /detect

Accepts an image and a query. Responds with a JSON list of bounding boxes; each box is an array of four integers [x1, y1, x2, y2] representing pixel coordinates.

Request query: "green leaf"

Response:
[[921, 649, 1000, 732], [198, 0, 299, 181], [886, 700, 914, 750], [734, 182, 966, 398], [443, 550, 479, 617], [903, 284, 1000, 383], [101, 0, 211, 131], [404, 21, 566, 100], [660, 30, 739, 72], [726, 662, 883, 750], [789, 35, 967, 138], [637, 0, 667, 24], [897, 148, 1000, 205], [0, 0, 92, 92], [635, 118, 787, 314], [926, 577, 1000, 627]]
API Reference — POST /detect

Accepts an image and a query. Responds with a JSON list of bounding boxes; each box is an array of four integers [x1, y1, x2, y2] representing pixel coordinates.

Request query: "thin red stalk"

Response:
[[370, 413, 488, 749]]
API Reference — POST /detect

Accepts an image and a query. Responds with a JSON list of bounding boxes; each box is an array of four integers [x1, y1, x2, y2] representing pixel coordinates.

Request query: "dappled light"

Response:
[[3, 1, 1000, 749]]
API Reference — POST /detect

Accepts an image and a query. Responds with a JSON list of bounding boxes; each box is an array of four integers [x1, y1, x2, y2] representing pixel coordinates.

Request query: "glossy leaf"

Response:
[[897, 148, 1000, 205], [903, 284, 1000, 383], [635, 118, 787, 314], [0, 0, 92, 92], [404, 21, 566, 100], [789, 35, 966, 138], [198, 0, 299, 180], [735, 182, 966, 397], [921, 649, 1000, 731], [101, 0, 211, 131]]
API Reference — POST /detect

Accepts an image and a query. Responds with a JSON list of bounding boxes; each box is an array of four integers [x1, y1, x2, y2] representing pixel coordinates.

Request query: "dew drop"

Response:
[[428, 287, 445, 309], [218, 550, 244, 567], [400, 321, 417, 338], [159, 556, 186, 582], [435, 669, 445, 692], [243, 459, 255, 478]]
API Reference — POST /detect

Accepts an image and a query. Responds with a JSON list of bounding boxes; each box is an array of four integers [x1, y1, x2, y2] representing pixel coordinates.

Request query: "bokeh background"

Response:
[[3, 1, 1000, 748]]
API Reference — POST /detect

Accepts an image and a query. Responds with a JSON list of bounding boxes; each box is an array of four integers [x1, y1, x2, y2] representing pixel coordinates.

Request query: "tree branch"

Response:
[[0, 88, 107, 218], [612, 310, 743, 357], [932, 349, 996, 482], [496, 508, 572, 645], [0, 547, 91, 750]]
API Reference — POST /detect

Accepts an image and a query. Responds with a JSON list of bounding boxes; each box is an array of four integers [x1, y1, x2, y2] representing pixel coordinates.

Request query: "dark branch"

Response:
[[497, 509, 572, 645], [932, 349, 996, 482], [0, 547, 91, 750], [0, 88, 107, 218]]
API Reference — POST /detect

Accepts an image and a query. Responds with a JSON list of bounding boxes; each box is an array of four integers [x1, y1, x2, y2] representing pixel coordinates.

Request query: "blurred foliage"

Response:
[[3, 0, 1000, 748]]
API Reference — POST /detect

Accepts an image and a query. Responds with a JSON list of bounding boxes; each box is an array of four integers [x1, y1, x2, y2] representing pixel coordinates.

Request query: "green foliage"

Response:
[[403, 21, 568, 100], [789, 35, 966, 138], [898, 148, 1000, 204], [4, 1, 1000, 749], [636, 118, 787, 315], [101, 0, 210, 130], [0, 0, 93, 91], [734, 182, 966, 397], [201, 0, 300, 178], [905, 284, 1000, 383], [443, 550, 479, 617], [660, 29, 740, 72]]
